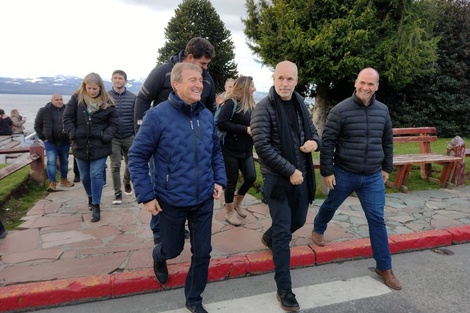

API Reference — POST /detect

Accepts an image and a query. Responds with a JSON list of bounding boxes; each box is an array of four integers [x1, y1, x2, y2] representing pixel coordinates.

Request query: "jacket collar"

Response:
[[168, 91, 206, 116]]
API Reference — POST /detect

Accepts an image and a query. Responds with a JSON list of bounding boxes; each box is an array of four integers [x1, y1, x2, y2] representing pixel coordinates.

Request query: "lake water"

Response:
[[0, 93, 275, 134], [0, 94, 72, 133]]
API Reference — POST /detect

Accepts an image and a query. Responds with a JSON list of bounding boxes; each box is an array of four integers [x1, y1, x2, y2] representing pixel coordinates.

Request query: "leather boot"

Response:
[[60, 178, 74, 187], [91, 204, 100, 223], [225, 203, 241, 226], [88, 197, 93, 211], [234, 194, 248, 218], [47, 181, 56, 192]]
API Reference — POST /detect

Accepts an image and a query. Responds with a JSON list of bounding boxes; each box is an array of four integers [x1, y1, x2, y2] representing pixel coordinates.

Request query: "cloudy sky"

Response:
[[0, 0, 274, 91]]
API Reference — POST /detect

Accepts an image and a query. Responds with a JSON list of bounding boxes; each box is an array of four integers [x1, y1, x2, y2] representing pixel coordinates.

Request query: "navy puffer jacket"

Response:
[[128, 91, 226, 207], [108, 88, 136, 139], [320, 92, 394, 177]]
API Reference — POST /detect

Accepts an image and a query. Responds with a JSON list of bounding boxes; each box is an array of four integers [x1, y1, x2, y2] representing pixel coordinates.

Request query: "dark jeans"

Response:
[[223, 154, 256, 203], [313, 166, 392, 270], [149, 155, 161, 240], [153, 197, 213, 306], [262, 174, 309, 290]]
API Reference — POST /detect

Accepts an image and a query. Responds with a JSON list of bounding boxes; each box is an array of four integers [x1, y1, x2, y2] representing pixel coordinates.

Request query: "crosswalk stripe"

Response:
[[161, 276, 391, 312]]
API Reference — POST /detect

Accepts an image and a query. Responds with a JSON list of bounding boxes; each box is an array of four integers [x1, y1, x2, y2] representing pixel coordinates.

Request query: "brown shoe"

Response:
[[375, 268, 402, 290], [60, 178, 75, 187], [47, 181, 57, 192], [312, 231, 325, 246]]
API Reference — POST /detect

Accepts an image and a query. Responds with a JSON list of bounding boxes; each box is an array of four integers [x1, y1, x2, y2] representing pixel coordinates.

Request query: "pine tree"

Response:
[[157, 0, 238, 92]]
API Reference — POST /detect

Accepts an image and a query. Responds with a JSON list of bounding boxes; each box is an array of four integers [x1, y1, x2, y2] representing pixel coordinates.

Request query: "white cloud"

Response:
[[0, 0, 273, 91]]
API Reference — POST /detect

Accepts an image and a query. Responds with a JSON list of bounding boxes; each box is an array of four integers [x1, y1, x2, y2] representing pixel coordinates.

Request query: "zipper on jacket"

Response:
[[190, 117, 200, 203]]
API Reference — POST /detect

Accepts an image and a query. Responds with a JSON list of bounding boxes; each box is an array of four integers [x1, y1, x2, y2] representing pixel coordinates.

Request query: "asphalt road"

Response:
[[33, 243, 470, 313]]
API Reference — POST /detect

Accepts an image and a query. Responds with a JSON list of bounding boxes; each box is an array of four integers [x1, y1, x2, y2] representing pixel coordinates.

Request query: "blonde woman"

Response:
[[10, 109, 26, 134], [63, 73, 119, 223], [217, 76, 257, 226]]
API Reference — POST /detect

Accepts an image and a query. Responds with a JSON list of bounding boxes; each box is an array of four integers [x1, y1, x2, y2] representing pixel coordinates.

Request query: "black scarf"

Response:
[[270, 91, 316, 203]]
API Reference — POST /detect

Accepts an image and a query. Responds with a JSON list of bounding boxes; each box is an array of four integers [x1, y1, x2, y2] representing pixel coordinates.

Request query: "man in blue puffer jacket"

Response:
[[128, 63, 225, 313]]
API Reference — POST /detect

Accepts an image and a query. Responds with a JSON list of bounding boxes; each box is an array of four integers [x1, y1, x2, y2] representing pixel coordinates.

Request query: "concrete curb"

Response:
[[1, 225, 470, 312]]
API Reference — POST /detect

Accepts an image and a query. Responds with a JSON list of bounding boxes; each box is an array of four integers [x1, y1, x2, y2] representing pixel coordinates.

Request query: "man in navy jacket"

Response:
[[134, 37, 216, 245], [128, 63, 225, 313]]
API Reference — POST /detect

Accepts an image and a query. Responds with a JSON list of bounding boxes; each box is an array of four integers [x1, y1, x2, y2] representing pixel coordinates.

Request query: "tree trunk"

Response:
[[312, 83, 330, 138], [311, 82, 331, 195]]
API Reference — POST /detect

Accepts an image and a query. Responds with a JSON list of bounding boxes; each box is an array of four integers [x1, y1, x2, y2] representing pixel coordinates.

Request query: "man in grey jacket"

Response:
[[311, 67, 401, 291]]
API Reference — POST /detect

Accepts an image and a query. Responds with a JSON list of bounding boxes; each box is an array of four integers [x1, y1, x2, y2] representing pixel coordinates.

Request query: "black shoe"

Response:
[[277, 289, 300, 311], [88, 197, 93, 211], [261, 235, 272, 251], [153, 260, 168, 284], [0, 229, 7, 239], [184, 228, 190, 239], [124, 183, 133, 196], [185, 302, 208, 313], [112, 193, 123, 205], [74, 175, 80, 183], [153, 237, 161, 245], [91, 204, 100, 223]]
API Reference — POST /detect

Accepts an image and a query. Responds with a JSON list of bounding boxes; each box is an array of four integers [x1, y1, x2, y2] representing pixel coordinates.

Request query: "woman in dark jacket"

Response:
[[63, 72, 119, 223], [0, 109, 13, 135], [217, 76, 257, 226]]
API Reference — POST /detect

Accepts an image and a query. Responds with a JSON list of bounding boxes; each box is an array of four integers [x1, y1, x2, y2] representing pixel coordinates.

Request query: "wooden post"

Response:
[[446, 136, 465, 185], [29, 140, 45, 186]]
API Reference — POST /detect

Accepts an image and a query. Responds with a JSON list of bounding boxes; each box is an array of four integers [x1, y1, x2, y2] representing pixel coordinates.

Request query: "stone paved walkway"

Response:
[[1, 175, 470, 287]]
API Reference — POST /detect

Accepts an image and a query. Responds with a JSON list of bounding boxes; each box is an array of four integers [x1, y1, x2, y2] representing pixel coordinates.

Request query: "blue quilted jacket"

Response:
[[128, 91, 226, 207]]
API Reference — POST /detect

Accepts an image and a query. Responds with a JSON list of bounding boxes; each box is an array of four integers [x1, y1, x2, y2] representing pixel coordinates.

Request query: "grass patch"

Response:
[[247, 137, 469, 200], [0, 164, 48, 230]]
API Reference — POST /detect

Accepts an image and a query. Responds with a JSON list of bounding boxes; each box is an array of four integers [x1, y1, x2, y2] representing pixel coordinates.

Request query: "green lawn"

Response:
[[0, 164, 48, 230], [247, 137, 470, 200]]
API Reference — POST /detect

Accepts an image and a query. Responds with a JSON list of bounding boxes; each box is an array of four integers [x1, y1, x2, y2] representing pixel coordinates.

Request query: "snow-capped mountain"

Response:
[[0, 75, 269, 101], [0, 75, 144, 95]]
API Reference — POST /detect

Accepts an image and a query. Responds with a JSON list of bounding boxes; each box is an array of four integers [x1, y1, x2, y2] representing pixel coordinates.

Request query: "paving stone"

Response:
[[0, 229, 39, 253], [0, 252, 128, 285], [2, 249, 63, 264]]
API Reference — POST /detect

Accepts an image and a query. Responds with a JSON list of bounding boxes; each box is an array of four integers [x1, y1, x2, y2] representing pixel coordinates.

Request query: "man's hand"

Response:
[[289, 169, 304, 185], [213, 183, 223, 200], [382, 170, 389, 183], [300, 140, 318, 153], [143, 199, 162, 216], [323, 174, 336, 190]]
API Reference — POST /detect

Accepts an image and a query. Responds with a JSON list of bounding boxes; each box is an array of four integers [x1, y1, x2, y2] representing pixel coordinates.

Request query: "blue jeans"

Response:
[[262, 174, 309, 290], [44, 142, 70, 182], [75, 157, 107, 206], [313, 166, 392, 270], [152, 197, 213, 306]]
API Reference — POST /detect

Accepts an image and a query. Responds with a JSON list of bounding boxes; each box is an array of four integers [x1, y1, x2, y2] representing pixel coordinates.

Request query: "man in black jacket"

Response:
[[34, 94, 74, 191], [108, 70, 136, 205], [251, 61, 321, 312], [134, 37, 216, 245], [311, 67, 402, 291]]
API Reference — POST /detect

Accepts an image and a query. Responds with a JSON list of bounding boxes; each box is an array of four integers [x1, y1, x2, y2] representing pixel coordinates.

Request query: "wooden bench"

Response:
[[390, 127, 463, 193]]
